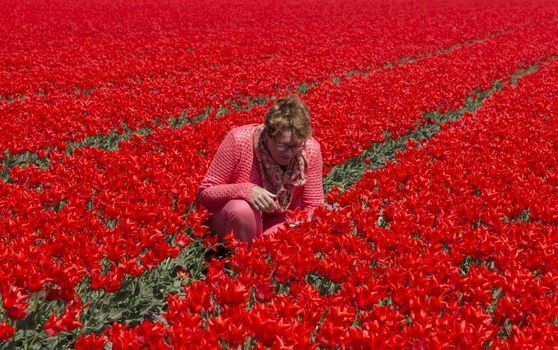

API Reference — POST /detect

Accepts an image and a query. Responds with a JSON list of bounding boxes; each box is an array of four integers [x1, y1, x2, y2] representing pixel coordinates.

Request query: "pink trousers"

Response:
[[209, 199, 286, 243]]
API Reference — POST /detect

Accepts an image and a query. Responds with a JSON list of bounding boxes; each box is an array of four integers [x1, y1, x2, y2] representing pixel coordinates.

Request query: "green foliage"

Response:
[[460, 255, 474, 275], [215, 105, 230, 119], [486, 287, 503, 313], [274, 280, 291, 296], [497, 318, 513, 340], [397, 56, 417, 66], [51, 199, 68, 212], [77, 239, 209, 334], [503, 208, 530, 224], [297, 82, 317, 94], [375, 208, 390, 229], [65, 126, 151, 156], [168, 111, 189, 128], [226, 95, 272, 112], [383, 61, 395, 69], [4, 294, 70, 350], [305, 272, 340, 296], [2, 235, 211, 349], [346, 69, 368, 78], [169, 107, 211, 128], [1, 150, 51, 183], [377, 297, 393, 307]]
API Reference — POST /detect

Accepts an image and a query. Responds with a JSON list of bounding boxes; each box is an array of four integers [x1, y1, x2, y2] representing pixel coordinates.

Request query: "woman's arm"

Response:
[[287, 142, 324, 227], [197, 130, 255, 209], [301, 140, 325, 216]]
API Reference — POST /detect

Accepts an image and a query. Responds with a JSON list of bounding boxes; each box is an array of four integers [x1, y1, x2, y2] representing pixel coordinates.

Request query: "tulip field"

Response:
[[1, 0, 558, 348]]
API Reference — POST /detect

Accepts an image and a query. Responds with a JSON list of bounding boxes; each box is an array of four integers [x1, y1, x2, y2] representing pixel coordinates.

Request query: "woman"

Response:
[[197, 94, 324, 244]]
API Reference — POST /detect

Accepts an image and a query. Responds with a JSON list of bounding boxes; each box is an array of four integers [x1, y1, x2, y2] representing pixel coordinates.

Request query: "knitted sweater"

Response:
[[197, 123, 324, 212]]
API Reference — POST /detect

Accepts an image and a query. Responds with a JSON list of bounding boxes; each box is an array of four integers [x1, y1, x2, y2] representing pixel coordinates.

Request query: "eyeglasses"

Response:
[[270, 135, 306, 153]]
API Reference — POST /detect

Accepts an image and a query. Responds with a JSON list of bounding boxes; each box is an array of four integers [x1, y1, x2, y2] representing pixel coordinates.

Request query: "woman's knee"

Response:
[[208, 200, 262, 244], [222, 199, 257, 221], [262, 213, 287, 236]]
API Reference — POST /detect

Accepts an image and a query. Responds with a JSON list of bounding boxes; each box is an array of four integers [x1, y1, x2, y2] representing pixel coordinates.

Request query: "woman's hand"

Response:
[[251, 186, 278, 212]]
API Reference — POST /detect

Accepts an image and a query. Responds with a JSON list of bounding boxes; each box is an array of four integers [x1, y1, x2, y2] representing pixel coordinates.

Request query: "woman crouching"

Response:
[[197, 94, 324, 245]]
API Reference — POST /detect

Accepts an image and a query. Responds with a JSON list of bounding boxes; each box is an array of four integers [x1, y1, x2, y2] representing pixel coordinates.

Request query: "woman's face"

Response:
[[266, 128, 306, 167]]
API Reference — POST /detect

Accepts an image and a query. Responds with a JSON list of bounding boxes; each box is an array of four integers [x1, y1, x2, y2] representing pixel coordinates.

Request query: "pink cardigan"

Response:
[[197, 124, 324, 212]]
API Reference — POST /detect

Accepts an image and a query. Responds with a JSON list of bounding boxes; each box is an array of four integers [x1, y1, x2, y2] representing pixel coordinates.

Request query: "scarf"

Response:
[[252, 124, 308, 212]]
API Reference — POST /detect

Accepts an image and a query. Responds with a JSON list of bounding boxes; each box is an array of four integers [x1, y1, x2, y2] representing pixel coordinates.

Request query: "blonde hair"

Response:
[[264, 95, 312, 143]]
